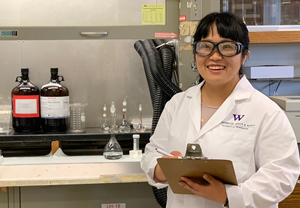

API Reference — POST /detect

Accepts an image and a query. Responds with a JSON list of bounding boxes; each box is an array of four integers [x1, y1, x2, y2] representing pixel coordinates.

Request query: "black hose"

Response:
[[134, 38, 182, 208], [134, 40, 157, 109], [142, 39, 181, 97], [160, 45, 175, 103]]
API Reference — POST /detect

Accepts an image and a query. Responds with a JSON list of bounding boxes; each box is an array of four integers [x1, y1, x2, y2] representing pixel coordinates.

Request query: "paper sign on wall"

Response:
[[142, 4, 165, 25]]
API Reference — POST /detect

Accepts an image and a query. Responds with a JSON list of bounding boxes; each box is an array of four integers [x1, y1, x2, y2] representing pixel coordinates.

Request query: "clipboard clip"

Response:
[[183, 143, 208, 160]]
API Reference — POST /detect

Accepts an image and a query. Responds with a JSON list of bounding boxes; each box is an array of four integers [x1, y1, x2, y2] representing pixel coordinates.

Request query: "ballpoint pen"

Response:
[[155, 148, 173, 156], [155, 148, 182, 158]]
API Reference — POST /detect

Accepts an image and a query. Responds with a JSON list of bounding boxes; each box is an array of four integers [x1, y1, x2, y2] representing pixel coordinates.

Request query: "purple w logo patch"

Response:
[[233, 114, 245, 121]]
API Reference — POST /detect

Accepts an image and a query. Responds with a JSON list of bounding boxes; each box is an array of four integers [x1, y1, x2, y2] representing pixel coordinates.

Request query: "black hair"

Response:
[[193, 12, 249, 81]]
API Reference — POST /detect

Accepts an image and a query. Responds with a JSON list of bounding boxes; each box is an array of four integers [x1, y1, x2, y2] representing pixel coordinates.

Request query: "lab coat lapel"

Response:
[[197, 76, 255, 138], [198, 95, 235, 138], [187, 84, 202, 135]]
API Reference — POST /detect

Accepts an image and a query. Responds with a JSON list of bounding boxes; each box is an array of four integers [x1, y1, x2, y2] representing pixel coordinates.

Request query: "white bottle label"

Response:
[[41, 96, 69, 118], [13, 95, 39, 117]]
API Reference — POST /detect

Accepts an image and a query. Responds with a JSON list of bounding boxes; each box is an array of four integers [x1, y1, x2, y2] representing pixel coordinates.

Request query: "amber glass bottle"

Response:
[[11, 68, 41, 133], [40, 68, 69, 133]]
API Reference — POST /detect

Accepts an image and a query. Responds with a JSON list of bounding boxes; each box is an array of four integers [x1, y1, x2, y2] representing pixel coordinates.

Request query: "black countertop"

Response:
[[0, 128, 152, 156], [0, 128, 151, 142]]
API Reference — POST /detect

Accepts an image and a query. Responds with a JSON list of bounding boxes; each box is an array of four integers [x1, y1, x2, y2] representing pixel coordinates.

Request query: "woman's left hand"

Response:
[[179, 174, 227, 204]]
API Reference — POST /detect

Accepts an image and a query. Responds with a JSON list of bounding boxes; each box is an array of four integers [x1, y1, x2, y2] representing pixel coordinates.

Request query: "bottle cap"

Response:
[[133, 134, 140, 139], [103, 104, 106, 111], [51, 68, 58, 74], [21, 68, 29, 74]]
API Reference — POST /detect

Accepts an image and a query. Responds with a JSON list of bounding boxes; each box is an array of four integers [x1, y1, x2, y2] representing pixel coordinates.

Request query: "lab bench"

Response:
[[0, 128, 151, 157], [0, 129, 159, 208]]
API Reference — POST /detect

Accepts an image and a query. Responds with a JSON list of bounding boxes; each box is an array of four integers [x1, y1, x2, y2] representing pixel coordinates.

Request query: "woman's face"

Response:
[[196, 24, 250, 88]]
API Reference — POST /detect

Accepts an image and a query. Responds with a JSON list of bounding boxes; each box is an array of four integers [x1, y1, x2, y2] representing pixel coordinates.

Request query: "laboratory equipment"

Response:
[[41, 68, 69, 133], [135, 104, 146, 132], [0, 105, 11, 134], [109, 101, 118, 133], [69, 103, 87, 133], [100, 104, 109, 133], [129, 134, 142, 159], [11, 68, 40, 133], [119, 97, 131, 133], [263, 0, 281, 25], [103, 126, 123, 159], [269, 96, 300, 142]]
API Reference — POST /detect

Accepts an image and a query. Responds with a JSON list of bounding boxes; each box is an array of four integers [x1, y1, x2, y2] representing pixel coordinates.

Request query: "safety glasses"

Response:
[[193, 40, 244, 57]]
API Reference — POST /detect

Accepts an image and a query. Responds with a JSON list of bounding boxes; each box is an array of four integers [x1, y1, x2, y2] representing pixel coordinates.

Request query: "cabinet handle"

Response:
[[297, 180, 300, 183], [80, 32, 108, 36]]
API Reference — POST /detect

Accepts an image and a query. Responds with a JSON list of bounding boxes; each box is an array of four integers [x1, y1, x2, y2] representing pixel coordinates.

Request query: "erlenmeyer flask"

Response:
[[103, 127, 123, 159]]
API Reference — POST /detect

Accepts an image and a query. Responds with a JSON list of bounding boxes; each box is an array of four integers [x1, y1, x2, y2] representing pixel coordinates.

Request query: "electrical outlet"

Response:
[[190, 0, 202, 21]]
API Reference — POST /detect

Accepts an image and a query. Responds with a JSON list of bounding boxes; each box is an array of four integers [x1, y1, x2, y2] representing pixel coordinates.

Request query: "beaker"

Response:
[[69, 103, 87, 133], [0, 105, 11, 134]]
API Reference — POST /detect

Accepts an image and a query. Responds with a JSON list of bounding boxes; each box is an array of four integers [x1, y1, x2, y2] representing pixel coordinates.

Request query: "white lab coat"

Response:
[[141, 76, 300, 208]]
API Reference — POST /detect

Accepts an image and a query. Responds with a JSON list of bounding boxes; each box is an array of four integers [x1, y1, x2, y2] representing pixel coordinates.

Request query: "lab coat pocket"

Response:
[[206, 131, 255, 181]]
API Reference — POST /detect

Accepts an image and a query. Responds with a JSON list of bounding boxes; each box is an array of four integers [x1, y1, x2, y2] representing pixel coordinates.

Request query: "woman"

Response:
[[140, 12, 300, 208]]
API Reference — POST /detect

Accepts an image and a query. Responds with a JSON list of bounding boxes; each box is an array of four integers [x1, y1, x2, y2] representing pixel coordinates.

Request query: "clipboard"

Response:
[[157, 158, 238, 195]]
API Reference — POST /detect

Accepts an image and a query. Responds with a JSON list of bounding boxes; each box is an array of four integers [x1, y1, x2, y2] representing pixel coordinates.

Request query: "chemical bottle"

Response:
[[11, 68, 40, 133], [40, 68, 69, 133]]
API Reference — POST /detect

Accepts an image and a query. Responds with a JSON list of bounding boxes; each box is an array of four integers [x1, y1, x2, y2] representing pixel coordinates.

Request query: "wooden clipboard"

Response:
[[157, 158, 238, 195]]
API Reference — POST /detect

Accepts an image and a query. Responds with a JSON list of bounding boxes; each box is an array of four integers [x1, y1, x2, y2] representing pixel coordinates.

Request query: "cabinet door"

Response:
[[220, 0, 300, 26], [0, 189, 8, 208], [279, 178, 300, 208]]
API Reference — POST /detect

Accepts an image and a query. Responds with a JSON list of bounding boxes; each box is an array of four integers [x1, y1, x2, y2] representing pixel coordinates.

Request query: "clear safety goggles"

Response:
[[193, 40, 244, 57]]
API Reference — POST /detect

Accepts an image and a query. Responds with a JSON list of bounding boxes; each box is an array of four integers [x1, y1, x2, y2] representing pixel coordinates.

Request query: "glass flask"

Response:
[[103, 126, 123, 159], [110, 101, 118, 133], [135, 104, 146, 132], [100, 104, 109, 133], [11, 68, 41, 133], [119, 97, 131, 133]]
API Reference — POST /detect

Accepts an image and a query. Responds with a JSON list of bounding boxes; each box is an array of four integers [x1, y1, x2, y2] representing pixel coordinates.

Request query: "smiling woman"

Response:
[[141, 12, 300, 208]]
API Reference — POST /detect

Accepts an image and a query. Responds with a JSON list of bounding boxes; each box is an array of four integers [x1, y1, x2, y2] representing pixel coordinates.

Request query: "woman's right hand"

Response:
[[154, 151, 183, 182]]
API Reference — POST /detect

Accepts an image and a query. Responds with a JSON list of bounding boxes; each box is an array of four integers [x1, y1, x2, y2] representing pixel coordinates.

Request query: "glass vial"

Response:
[[103, 126, 123, 160], [119, 97, 131, 133], [133, 134, 140, 150]]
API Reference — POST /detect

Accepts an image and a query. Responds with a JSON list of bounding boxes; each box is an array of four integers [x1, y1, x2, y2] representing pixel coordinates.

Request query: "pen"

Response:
[[155, 148, 173, 156]]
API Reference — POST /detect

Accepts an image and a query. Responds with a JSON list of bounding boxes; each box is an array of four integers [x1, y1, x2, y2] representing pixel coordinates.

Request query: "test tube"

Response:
[[133, 134, 140, 151]]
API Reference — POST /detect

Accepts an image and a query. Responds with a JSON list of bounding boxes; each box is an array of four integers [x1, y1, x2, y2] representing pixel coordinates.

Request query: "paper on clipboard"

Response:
[[157, 158, 238, 195]]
